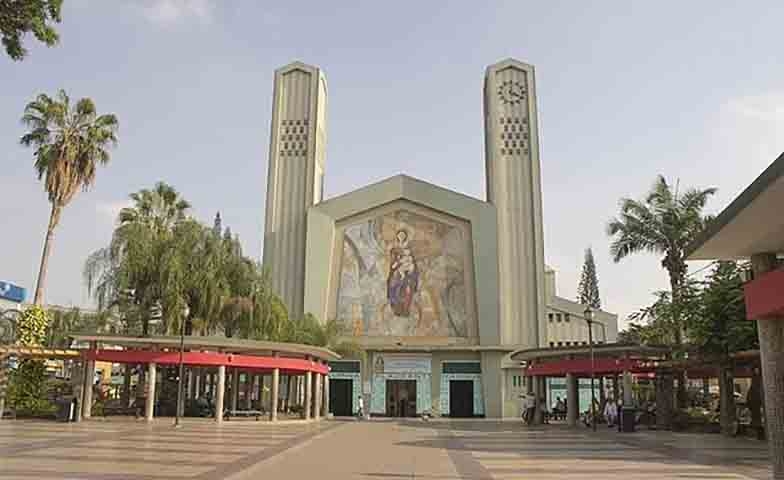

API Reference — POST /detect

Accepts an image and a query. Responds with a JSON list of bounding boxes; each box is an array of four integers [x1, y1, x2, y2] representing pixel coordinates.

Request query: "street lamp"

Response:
[[174, 305, 190, 428], [584, 305, 597, 432]]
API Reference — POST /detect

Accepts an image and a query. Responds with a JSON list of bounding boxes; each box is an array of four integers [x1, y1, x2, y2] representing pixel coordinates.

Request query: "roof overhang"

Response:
[[69, 334, 341, 362], [510, 343, 670, 362], [688, 152, 784, 260]]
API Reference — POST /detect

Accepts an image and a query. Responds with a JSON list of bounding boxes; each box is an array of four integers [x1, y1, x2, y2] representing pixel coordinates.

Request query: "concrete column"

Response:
[[323, 370, 330, 416], [145, 362, 156, 422], [304, 370, 313, 420], [231, 369, 239, 411], [751, 253, 784, 478], [186, 369, 193, 400], [270, 367, 279, 422], [215, 365, 225, 423], [245, 373, 253, 410], [622, 370, 633, 406], [599, 377, 606, 406], [566, 373, 578, 427], [532, 375, 543, 424], [612, 375, 620, 402], [259, 375, 267, 409], [194, 368, 201, 398], [314, 373, 322, 421], [121, 364, 132, 407], [82, 359, 95, 419], [72, 361, 83, 422]]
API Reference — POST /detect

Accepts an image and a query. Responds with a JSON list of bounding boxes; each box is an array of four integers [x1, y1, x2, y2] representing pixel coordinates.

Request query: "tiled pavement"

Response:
[[0, 418, 774, 479], [0, 417, 336, 480], [430, 422, 772, 480]]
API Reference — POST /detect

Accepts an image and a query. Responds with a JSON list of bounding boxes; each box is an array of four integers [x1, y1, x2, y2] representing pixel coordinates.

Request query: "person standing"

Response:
[[604, 398, 618, 427], [523, 393, 536, 425], [357, 395, 364, 420]]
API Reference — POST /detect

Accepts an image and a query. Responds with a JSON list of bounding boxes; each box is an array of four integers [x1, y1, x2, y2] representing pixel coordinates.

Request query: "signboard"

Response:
[[374, 355, 431, 374], [0, 281, 26, 303]]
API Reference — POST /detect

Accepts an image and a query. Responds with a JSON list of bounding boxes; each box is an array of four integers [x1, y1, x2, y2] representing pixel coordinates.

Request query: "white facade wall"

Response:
[[262, 62, 328, 320], [483, 59, 547, 349]]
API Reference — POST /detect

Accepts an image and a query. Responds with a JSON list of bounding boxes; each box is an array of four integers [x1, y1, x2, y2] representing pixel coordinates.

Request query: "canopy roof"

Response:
[[688, 151, 784, 260], [510, 343, 670, 362], [70, 334, 341, 362]]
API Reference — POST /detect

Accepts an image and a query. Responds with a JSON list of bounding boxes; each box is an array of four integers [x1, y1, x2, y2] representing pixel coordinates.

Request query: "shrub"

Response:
[[17, 305, 50, 346], [7, 359, 55, 416]]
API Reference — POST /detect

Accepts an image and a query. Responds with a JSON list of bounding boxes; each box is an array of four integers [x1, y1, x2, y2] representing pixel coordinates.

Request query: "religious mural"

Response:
[[336, 210, 471, 337]]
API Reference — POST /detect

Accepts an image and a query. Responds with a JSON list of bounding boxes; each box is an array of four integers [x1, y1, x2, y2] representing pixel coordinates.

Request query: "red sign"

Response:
[[744, 266, 784, 320]]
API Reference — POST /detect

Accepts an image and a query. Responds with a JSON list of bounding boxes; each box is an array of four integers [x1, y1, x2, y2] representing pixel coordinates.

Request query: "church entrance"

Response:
[[386, 380, 417, 417], [329, 379, 353, 417], [449, 380, 474, 417]]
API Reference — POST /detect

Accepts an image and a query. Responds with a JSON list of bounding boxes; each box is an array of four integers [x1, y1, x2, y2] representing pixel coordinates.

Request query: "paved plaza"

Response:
[[0, 419, 773, 479]]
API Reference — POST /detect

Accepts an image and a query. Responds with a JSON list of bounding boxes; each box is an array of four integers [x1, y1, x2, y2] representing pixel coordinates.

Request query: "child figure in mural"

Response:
[[387, 229, 419, 317]]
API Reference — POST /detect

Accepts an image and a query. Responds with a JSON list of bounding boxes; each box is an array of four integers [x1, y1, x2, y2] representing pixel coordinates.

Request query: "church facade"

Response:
[[262, 59, 617, 419]]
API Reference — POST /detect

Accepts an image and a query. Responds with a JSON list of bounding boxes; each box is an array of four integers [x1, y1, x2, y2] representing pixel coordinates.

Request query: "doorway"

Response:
[[329, 379, 353, 417], [386, 380, 417, 417], [449, 380, 474, 418]]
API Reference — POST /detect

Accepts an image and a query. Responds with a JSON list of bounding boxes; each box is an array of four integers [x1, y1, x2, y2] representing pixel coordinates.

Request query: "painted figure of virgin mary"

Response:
[[387, 229, 419, 317]]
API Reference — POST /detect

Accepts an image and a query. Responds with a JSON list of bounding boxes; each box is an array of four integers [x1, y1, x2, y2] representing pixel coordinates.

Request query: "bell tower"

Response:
[[262, 61, 328, 320], [483, 58, 546, 348]]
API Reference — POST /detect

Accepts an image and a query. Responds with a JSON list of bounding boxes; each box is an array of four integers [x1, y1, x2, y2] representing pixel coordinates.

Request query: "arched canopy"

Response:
[[70, 334, 341, 375]]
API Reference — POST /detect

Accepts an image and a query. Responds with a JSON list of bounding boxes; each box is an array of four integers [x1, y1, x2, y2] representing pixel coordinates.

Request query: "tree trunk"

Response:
[[33, 203, 61, 305], [656, 373, 674, 430], [748, 368, 763, 432], [666, 264, 689, 410], [719, 365, 737, 436], [121, 364, 132, 407]]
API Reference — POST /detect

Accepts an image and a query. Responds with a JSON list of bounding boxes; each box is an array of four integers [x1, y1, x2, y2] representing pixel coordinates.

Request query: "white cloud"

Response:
[[96, 200, 132, 223], [141, 0, 214, 26]]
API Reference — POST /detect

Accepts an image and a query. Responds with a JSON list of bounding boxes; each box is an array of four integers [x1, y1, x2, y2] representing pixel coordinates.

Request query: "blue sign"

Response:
[[0, 281, 26, 303]]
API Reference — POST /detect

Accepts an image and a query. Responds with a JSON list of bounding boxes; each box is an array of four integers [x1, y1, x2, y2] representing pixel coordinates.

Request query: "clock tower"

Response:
[[262, 61, 328, 320], [483, 58, 546, 348]]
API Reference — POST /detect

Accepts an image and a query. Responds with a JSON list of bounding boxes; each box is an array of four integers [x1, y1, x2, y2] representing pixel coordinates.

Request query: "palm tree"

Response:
[[85, 183, 189, 335], [22, 90, 119, 305], [607, 175, 715, 407], [118, 182, 191, 233]]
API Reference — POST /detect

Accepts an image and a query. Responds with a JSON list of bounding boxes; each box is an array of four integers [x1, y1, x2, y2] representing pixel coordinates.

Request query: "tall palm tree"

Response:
[[607, 175, 715, 407], [22, 90, 118, 305]]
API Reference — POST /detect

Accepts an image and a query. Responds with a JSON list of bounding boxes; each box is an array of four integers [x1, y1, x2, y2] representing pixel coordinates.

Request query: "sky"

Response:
[[1, 1, 783, 328]]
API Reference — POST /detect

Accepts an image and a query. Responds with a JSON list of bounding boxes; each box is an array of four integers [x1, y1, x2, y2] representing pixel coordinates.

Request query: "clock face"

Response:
[[498, 80, 526, 105]]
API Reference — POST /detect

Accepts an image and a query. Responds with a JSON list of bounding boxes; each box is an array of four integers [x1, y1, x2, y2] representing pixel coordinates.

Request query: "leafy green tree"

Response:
[[1, 0, 62, 60], [22, 90, 119, 305], [8, 305, 52, 416], [16, 305, 49, 346], [687, 261, 758, 435], [577, 247, 601, 308], [46, 307, 117, 347], [85, 182, 189, 335], [607, 175, 715, 407]]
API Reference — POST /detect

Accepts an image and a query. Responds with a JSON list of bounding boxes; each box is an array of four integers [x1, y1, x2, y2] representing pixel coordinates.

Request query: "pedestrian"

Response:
[[523, 393, 536, 425], [554, 397, 565, 420], [357, 395, 364, 420], [604, 398, 617, 427], [539, 396, 549, 424]]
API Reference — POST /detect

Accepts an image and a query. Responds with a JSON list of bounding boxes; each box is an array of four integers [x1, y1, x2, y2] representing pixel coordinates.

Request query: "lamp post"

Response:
[[174, 305, 190, 428], [584, 305, 597, 432]]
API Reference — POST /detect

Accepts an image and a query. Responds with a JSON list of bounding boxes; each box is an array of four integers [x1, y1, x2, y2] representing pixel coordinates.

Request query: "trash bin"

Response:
[[621, 407, 636, 432], [55, 396, 75, 422]]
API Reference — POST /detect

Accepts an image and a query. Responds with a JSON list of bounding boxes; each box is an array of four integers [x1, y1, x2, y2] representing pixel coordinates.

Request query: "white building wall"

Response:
[[263, 62, 327, 320], [484, 59, 547, 349]]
